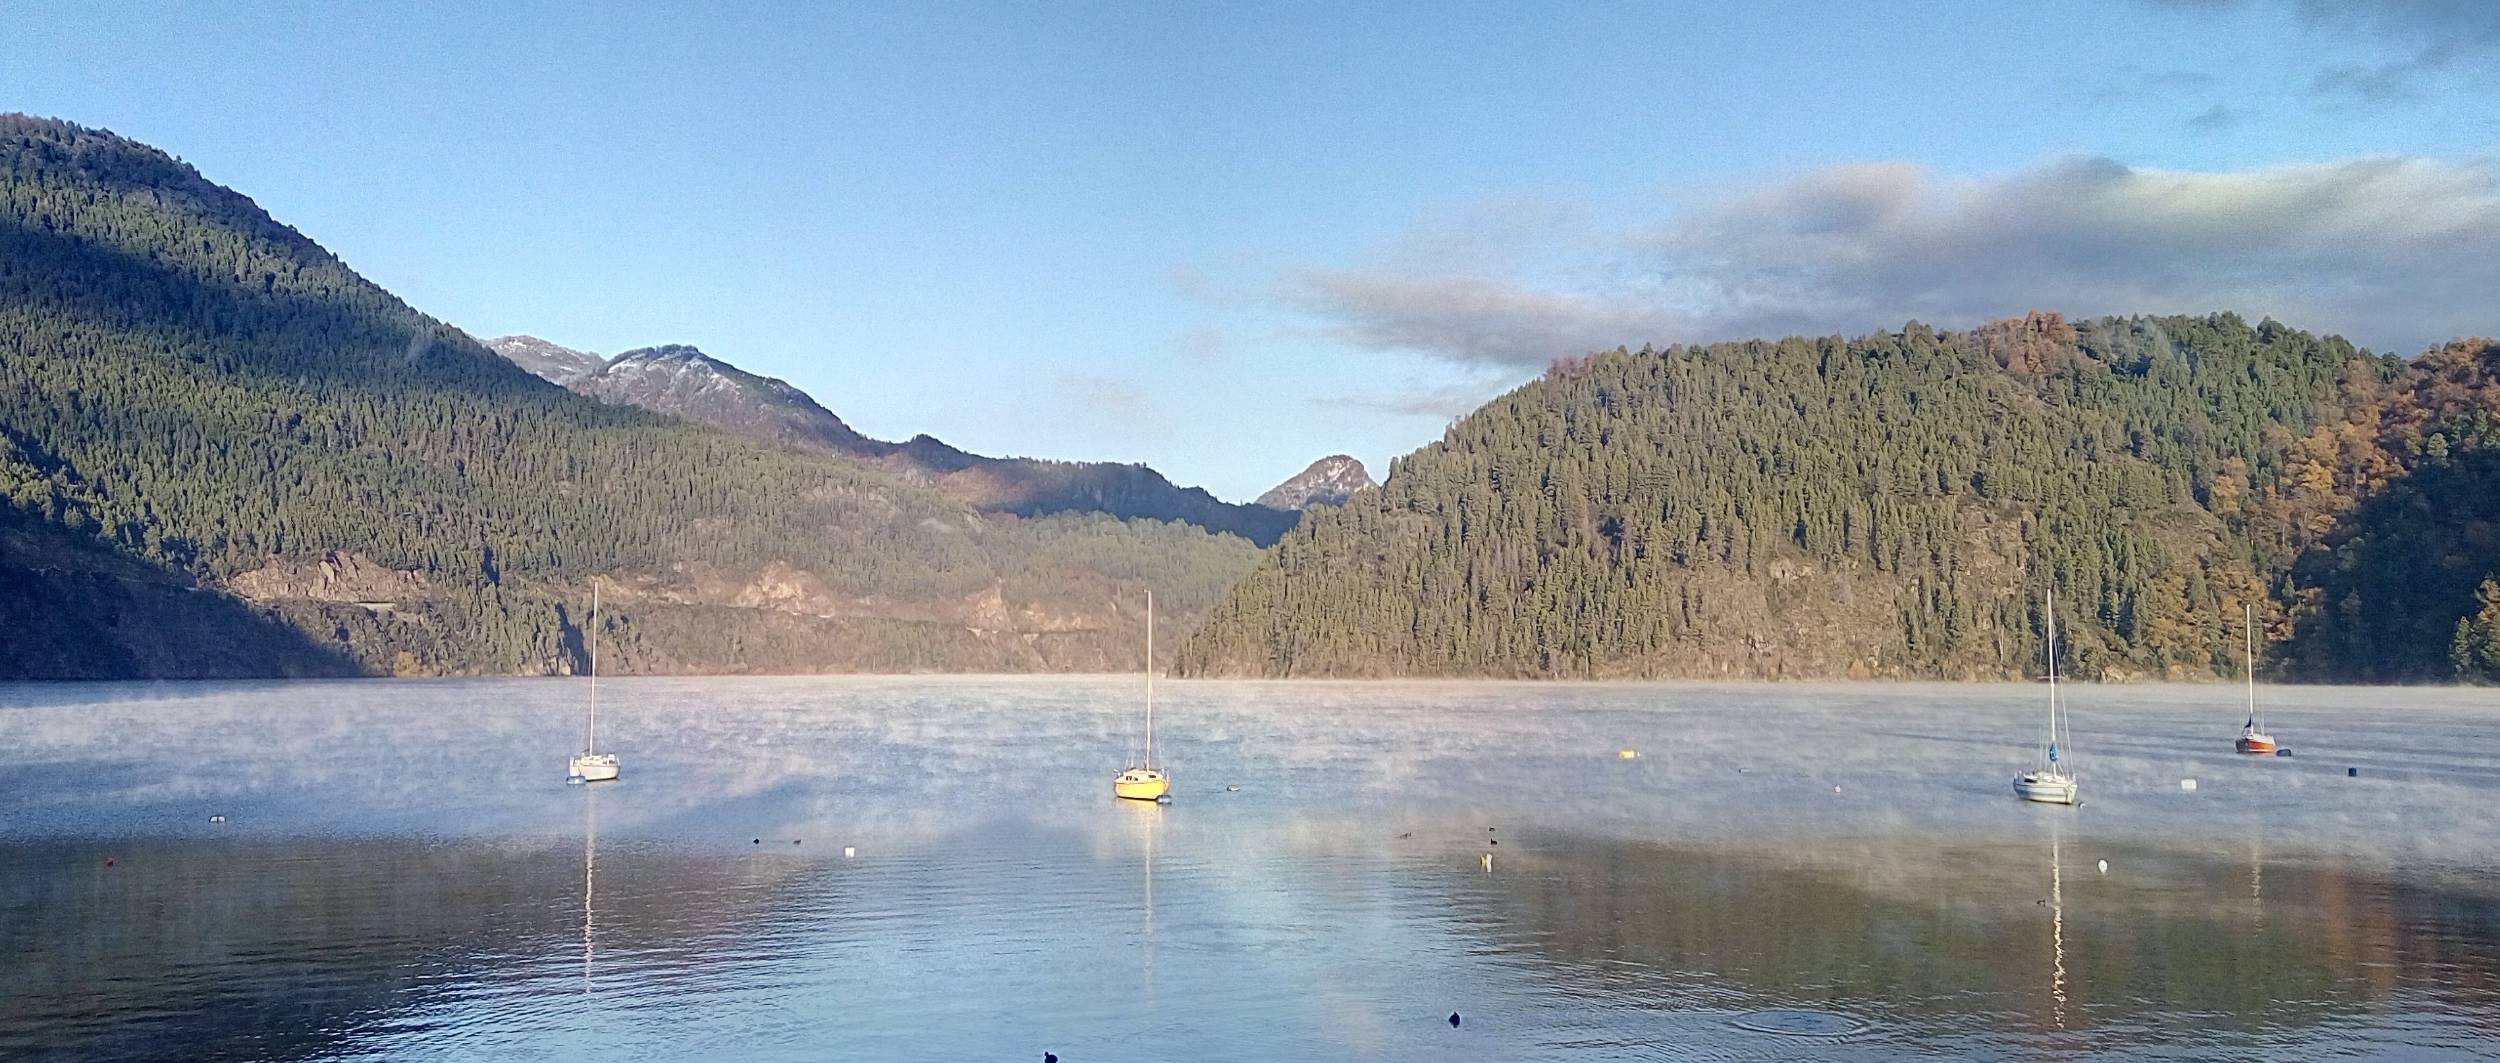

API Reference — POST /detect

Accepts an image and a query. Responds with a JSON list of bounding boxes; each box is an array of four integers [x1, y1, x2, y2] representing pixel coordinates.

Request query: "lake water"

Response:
[[4, 677, 2498, 1060]]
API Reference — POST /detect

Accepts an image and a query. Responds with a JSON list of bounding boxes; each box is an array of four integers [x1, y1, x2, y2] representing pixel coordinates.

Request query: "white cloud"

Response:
[[1286, 153, 2500, 367], [1317, 378, 1524, 420], [1292, 269, 1680, 369]]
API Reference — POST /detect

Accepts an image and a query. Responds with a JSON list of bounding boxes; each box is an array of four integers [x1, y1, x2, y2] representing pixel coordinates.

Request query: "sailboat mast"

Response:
[[588, 578, 599, 754], [2044, 584, 2063, 772], [1144, 590, 1154, 768], [2245, 602, 2258, 730]]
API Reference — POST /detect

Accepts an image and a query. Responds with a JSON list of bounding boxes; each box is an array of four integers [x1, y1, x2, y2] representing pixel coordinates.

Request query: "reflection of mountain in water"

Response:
[[0, 834, 824, 1060], [1442, 834, 2500, 1047], [10, 678, 2500, 1059]]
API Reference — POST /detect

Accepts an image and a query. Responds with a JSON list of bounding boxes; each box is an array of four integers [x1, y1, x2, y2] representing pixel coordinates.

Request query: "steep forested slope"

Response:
[[0, 115, 1257, 677], [1180, 312, 2500, 682]]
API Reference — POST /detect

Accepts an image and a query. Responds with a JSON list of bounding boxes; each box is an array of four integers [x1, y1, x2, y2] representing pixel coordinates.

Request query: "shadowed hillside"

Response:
[[0, 507, 362, 678]]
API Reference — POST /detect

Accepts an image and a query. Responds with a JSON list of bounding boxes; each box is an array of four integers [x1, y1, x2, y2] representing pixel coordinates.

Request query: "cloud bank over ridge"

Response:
[[1287, 153, 2500, 368]]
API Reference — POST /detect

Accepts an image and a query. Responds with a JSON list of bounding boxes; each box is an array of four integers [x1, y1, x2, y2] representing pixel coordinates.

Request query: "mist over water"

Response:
[[3, 677, 2497, 1059]]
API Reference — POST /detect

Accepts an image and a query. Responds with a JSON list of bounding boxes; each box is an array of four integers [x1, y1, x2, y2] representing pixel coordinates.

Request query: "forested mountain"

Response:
[[0, 115, 1259, 678], [1256, 455, 1375, 510], [486, 334, 1299, 544], [1179, 312, 2500, 683]]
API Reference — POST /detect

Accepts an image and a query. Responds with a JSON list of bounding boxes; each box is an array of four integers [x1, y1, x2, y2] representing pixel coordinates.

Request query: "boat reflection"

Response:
[[2048, 826, 2069, 1031], [1124, 795, 1161, 999], [584, 784, 598, 991]]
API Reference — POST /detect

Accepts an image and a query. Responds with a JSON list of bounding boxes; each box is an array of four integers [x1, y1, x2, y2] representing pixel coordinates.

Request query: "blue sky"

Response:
[[6, 1, 2496, 500]]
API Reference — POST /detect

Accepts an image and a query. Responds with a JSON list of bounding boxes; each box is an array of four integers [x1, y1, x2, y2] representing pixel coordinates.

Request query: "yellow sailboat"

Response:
[[1114, 590, 1170, 802]]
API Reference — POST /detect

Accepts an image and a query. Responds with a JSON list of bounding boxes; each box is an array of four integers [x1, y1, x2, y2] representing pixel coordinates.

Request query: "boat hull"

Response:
[[570, 754, 620, 783], [2014, 772, 2077, 805], [1114, 769, 1169, 801], [2235, 733, 2277, 755]]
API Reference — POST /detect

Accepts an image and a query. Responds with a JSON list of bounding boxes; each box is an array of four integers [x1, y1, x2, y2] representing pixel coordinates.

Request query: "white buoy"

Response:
[[2097, 859, 2109, 874], [2180, 778, 2198, 791], [843, 846, 856, 858], [1619, 749, 1639, 760], [1480, 852, 1493, 872]]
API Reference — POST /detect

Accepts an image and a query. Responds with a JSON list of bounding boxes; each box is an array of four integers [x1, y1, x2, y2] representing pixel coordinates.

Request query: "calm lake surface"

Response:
[[3, 677, 2497, 1060]]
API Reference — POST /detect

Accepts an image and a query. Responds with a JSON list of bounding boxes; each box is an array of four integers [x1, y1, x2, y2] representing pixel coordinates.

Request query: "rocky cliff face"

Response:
[[1256, 455, 1376, 509]]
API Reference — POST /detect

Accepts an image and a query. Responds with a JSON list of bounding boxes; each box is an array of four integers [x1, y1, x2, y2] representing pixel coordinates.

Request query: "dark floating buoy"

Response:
[[793, 839, 801, 845], [753, 838, 761, 844], [2348, 767, 2359, 777], [1044, 1053, 1058, 1063], [1489, 839, 1499, 846], [1395, 832, 1412, 839], [2276, 748, 2293, 757], [1449, 1011, 1462, 1027]]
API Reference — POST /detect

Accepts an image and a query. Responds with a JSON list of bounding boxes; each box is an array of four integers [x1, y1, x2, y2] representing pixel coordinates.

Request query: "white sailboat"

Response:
[[568, 578, 620, 783], [2014, 586, 2078, 805], [2234, 603, 2278, 755], [1113, 590, 1170, 802]]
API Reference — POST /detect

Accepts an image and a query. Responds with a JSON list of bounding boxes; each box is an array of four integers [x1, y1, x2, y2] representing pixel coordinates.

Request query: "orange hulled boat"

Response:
[[2234, 604, 2278, 755]]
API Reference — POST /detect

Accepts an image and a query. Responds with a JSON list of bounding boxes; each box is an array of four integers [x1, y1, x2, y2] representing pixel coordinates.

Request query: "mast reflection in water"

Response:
[[3, 675, 2498, 1060]]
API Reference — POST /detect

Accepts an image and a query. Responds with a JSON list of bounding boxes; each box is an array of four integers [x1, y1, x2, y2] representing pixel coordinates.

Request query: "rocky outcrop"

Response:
[[1256, 455, 1375, 509]]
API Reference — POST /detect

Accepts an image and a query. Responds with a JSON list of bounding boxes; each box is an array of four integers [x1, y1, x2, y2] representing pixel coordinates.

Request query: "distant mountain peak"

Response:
[[484, 335, 604, 386], [1257, 454, 1375, 509], [582, 344, 876, 453], [484, 336, 1298, 544]]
